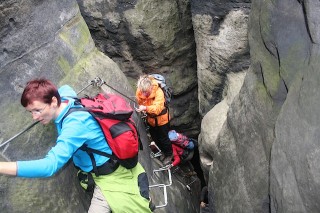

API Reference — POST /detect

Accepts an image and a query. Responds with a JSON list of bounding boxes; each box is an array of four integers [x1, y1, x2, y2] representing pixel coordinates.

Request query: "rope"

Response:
[[102, 81, 137, 103], [0, 121, 40, 149]]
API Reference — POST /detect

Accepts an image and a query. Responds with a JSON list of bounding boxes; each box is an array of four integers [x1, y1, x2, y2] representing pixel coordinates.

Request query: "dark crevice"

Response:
[[301, 1, 315, 44], [259, 63, 272, 99], [190, 146, 207, 188], [212, 15, 225, 35], [282, 78, 288, 93], [275, 46, 281, 70]]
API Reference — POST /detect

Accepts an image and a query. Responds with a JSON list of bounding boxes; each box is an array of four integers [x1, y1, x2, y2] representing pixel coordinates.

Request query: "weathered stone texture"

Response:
[[76, 0, 200, 136], [198, 0, 320, 212], [191, 0, 251, 117]]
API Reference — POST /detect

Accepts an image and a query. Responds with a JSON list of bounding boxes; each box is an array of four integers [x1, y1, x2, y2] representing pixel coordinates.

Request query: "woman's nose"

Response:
[[32, 113, 40, 120]]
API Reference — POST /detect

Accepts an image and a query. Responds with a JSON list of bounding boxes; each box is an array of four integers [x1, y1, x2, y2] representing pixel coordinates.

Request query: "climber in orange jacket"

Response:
[[136, 75, 173, 165]]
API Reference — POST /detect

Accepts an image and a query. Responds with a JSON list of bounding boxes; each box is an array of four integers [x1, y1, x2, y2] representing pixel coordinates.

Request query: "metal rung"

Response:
[[153, 167, 172, 187], [150, 152, 162, 158], [149, 184, 168, 208]]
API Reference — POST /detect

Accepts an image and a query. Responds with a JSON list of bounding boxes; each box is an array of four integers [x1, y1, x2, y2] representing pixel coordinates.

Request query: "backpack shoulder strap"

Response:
[[62, 107, 87, 121], [79, 144, 114, 159]]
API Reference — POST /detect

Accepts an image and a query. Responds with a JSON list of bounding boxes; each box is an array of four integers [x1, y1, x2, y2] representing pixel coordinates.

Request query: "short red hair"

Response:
[[21, 78, 61, 107]]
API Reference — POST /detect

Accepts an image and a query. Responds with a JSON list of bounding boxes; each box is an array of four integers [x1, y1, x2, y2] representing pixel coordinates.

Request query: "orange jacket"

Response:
[[136, 78, 169, 126]]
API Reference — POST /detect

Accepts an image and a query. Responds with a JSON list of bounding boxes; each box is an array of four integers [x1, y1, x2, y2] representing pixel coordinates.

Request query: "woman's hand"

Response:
[[136, 105, 147, 112], [200, 201, 206, 208]]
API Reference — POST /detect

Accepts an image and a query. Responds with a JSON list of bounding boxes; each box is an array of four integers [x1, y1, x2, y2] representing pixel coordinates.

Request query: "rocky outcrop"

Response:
[[191, 0, 251, 117], [199, 0, 320, 213], [199, 72, 246, 182], [76, 0, 200, 136], [0, 1, 94, 212], [255, 1, 320, 212]]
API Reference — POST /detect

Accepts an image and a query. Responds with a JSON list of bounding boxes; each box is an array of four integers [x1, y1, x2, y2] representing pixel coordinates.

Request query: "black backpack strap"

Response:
[[147, 107, 169, 127], [62, 107, 87, 121], [79, 144, 119, 176], [147, 108, 167, 118], [87, 149, 99, 176], [79, 144, 114, 159]]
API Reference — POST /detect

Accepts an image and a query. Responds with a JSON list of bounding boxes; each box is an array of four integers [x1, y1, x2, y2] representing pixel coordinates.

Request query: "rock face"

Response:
[[191, 0, 251, 117], [76, 0, 200, 136], [0, 0, 200, 212], [256, 1, 320, 212], [0, 1, 94, 212], [199, 0, 320, 213]]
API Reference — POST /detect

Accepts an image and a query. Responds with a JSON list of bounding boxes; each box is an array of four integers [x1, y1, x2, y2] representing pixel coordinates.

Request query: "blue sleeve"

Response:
[[17, 111, 110, 177]]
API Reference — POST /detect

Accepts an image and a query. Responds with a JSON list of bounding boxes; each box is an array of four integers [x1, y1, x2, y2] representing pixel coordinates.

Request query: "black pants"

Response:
[[148, 123, 173, 156]]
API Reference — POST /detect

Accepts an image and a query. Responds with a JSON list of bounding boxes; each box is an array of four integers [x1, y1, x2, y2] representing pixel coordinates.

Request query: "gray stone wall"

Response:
[[199, 0, 320, 212], [76, 0, 200, 136]]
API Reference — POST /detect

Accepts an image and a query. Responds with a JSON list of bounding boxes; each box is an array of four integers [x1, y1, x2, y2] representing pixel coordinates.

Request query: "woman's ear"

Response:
[[51, 96, 58, 107]]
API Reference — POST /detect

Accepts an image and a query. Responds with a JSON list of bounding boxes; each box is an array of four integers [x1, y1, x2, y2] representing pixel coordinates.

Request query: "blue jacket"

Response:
[[17, 85, 111, 177]]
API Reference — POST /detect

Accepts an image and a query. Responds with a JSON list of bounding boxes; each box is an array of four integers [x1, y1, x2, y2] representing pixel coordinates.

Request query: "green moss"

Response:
[[57, 56, 71, 74], [58, 48, 110, 88], [55, 10, 97, 87], [58, 12, 92, 59], [59, 52, 94, 87], [261, 60, 281, 96]]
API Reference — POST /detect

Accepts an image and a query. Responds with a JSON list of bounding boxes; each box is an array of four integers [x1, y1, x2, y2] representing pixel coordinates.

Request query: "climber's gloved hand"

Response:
[[136, 105, 147, 112], [162, 163, 173, 170]]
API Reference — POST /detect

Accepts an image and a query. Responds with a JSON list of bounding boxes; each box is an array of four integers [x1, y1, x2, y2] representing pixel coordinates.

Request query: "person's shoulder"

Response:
[[150, 79, 160, 88], [153, 84, 164, 97], [58, 85, 77, 97], [172, 143, 183, 150]]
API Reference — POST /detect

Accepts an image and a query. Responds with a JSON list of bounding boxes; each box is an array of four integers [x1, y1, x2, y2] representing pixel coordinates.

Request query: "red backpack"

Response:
[[63, 93, 140, 173]]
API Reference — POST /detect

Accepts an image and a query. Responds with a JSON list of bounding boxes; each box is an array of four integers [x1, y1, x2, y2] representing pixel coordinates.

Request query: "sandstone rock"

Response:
[[76, 0, 200, 136], [191, 0, 251, 116]]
